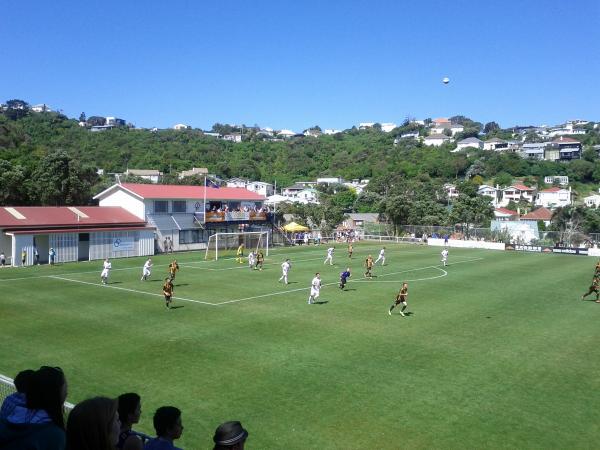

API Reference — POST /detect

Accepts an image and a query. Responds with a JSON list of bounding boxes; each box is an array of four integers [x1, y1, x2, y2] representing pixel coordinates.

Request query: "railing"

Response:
[[204, 211, 267, 222]]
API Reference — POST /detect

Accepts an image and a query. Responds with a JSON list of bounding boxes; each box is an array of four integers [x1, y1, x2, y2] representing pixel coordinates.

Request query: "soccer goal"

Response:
[[204, 231, 269, 260]]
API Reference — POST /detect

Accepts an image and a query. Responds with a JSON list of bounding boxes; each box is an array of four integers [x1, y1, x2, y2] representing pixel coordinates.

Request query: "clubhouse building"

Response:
[[0, 206, 153, 266]]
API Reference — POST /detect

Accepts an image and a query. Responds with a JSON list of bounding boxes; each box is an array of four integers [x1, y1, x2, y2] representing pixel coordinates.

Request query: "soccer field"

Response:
[[1, 242, 600, 449]]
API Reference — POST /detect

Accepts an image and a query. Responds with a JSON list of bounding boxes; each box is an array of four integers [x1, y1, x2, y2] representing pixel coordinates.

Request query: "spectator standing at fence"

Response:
[[34, 247, 40, 265], [168, 238, 174, 254], [163, 238, 168, 253], [21, 249, 27, 267], [144, 406, 184, 450], [0, 251, 6, 267], [49, 247, 56, 265], [212, 420, 248, 450], [0, 366, 68, 450], [444, 234, 449, 246], [0, 369, 35, 420], [66, 396, 120, 450], [117, 393, 144, 450]]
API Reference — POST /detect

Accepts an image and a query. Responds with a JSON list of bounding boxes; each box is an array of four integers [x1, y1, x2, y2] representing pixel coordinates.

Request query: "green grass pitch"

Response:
[[1, 242, 600, 449]]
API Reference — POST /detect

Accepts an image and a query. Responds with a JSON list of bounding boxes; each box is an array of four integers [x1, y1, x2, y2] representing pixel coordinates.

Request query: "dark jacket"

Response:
[[0, 406, 65, 450]]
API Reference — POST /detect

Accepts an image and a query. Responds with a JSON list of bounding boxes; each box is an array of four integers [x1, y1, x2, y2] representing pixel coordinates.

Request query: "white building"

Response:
[[455, 137, 483, 151], [499, 184, 535, 207], [380, 123, 398, 133], [343, 179, 369, 195], [521, 143, 547, 160], [31, 104, 52, 113], [478, 185, 500, 207], [424, 133, 451, 147], [173, 123, 191, 130], [317, 177, 344, 185], [323, 129, 342, 135], [584, 194, 600, 208], [543, 176, 569, 186], [444, 183, 459, 199], [535, 187, 571, 208], [483, 138, 508, 151], [222, 133, 242, 142]]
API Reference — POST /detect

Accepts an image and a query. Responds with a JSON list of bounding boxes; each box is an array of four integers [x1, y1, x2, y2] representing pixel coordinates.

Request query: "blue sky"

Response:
[[2, 0, 599, 131]]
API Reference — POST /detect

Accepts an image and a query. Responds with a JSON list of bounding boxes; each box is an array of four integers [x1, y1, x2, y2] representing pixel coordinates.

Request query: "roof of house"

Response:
[[459, 137, 483, 144], [347, 213, 380, 222], [539, 187, 566, 193], [485, 138, 507, 143], [126, 169, 162, 176], [520, 207, 553, 220], [94, 183, 265, 201], [507, 183, 534, 191], [495, 207, 518, 215], [425, 133, 451, 140], [432, 118, 450, 124], [552, 137, 580, 144], [0, 206, 145, 229], [179, 167, 208, 177]]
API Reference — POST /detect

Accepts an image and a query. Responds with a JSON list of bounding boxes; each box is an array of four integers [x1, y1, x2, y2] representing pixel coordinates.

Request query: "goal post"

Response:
[[204, 231, 269, 261]]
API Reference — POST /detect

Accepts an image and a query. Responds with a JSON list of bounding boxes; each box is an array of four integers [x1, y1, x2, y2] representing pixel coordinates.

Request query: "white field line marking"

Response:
[[354, 267, 448, 283], [212, 258, 483, 306], [48, 275, 217, 306]]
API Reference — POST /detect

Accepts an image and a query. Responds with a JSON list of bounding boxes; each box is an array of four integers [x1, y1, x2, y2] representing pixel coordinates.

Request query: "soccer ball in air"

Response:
[[442, 77, 450, 84]]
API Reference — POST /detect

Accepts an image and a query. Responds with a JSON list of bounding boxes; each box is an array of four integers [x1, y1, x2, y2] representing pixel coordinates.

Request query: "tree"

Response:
[[484, 122, 500, 134], [30, 150, 99, 205], [0, 160, 28, 205], [448, 194, 494, 237], [87, 116, 106, 126], [4, 99, 29, 120], [493, 172, 513, 187]]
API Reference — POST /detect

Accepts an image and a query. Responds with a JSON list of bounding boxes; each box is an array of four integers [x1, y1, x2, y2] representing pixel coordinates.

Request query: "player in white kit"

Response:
[[141, 258, 153, 281], [308, 273, 322, 304], [248, 251, 256, 270], [324, 247, 335, 265], [279, 258, 291, 284], [441, 248, 449, 266], [374, 247, 386, 265], [100, 258, 112, 284]]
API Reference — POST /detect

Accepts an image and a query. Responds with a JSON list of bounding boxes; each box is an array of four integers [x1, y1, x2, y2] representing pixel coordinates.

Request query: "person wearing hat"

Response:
[[213, 421, 248, 449]]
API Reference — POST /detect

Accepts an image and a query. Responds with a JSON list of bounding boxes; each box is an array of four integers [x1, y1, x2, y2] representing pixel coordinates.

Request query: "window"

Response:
[[154, 200, 168, 214], [172, 200, 187, 213], [179, 229, 203, 244]]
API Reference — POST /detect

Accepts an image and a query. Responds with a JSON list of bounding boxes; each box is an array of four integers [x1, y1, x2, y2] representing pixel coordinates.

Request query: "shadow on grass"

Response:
[[169, 305, 185, 310], [313, 301, 329, 305]]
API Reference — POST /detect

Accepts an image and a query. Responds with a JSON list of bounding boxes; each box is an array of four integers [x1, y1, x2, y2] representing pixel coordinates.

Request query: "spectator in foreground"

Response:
[[0, 365, 68, 450], [117, 393, 144, 450], [0, 369, 35, 420], [144, 406, 183, 450], [66, 396, 120, 450], [213, 421, 248, 450]]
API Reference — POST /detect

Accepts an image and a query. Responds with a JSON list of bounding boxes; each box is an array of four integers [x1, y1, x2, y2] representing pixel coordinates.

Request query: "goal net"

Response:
[[205, 231, 269, 261]]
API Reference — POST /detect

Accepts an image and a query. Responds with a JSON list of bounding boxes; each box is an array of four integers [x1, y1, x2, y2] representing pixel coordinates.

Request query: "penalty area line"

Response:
[[48, 275, 217, 306]]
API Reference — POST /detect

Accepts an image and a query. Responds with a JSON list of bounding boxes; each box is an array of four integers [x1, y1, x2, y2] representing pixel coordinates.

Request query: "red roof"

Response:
[[0, 206, 145, 228], [495, 207, 518, 215], [521, 207, 553, 220], [9, 226, 153, 235], [510, 184, 534, 191], [539, 187, 563, 193], [116, 183, 265, 201], [552, 137, 580, 144]]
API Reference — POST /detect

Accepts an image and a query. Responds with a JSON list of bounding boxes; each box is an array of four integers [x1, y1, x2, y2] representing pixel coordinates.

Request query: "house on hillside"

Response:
[[31, 104, 52, 113], [179, 167, 208, 179], [444, 183, 459, 199], [584, 194, 600, 208], [520, 207, 553, 227], [494, 207, 519, 221], [94, 183, 267, 252], [547, 137, 582, 161], [478, 185, 500, 207], [223, 133, 242, 142], [380, 123, 397, 133], [535, 187, 571, 208], [483, 138, 508, 151], [455, 137, 483, 151], [226, 179, 274, 197], [424, 133, 451, 147], [340, 213, 380, 230], [499, 184, 535, 207], [520, 143, 547, 160], [544, 176, 569, 186], [125, 169, 162, 184]]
